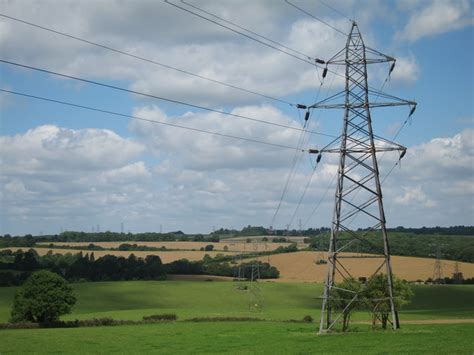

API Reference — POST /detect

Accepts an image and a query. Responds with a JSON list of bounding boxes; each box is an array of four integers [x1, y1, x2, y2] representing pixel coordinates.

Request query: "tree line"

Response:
[[0, 249, 279, 286], [306, 232, 474, 263]]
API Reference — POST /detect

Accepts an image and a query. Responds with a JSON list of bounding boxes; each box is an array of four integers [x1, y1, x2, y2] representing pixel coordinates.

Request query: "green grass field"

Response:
[[1, 322, 473, 354], [0, 281, 473, 323], [0, 281, 473, 353]]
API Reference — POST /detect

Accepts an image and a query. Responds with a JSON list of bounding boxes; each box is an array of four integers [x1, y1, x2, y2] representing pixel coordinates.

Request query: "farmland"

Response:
[[0, 281, 473, 353], [257, 251, 474, 282], [3, 245, 473, 282]]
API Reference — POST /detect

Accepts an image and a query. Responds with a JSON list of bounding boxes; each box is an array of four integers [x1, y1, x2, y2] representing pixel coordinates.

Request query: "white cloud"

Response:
[[0, 125, 145, 174], [395, 186, 437, 208], [1, 123, 473, 234], [398, 0, 473, 42], [390, 55, 420, 83], [128, 104, 304, 170]]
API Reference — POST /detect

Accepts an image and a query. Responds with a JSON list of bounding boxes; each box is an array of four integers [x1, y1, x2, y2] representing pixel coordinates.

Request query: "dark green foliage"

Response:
[[142, 314, 177, 321], [329, 278, 364, 331], [302, 315, 313, 323], [308, 232, 474, 262], [10, 270, 76, 323], [365, 274, 413, 329], [186, 316, 263, 322], [239, 225, 269, 236], [329, 275, 414, 331], [0, 314, 178, 330]]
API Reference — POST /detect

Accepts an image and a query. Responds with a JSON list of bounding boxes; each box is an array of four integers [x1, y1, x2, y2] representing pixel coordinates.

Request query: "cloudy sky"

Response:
[[0, 0, 473, 235]]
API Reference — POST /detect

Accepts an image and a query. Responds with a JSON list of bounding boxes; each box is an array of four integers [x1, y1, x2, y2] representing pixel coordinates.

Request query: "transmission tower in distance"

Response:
[[433, 244, 444, 283], [310, 22, 416, 332]]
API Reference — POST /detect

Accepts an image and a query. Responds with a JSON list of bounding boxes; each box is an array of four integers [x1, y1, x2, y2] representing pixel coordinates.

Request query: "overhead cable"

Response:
[[285, 0, 348, 36], [181, 0, 316, 60], [164, 0, 325, 66], [0, 59, 336, 138], [318, 0, 353, 22], [0, 13, 294, 106], [0, 89, 305, 152]]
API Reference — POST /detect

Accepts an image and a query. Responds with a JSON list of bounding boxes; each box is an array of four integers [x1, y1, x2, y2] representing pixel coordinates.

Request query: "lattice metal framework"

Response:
[[310, 22, 416, 332]]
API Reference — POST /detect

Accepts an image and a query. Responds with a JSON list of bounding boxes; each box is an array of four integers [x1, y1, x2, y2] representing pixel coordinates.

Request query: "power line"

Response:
[[181, 0, 315, 60], [287, 162, 319, 229], [164, 0, 323, 66], [270, 61, 329, 228], [0, 89, 305, 152], [285, 0, 348, 36], [0, 13, 294, 106], [270, 121, 308, 228], [0, 59, 336, 138], [318, 0, 353, 23]]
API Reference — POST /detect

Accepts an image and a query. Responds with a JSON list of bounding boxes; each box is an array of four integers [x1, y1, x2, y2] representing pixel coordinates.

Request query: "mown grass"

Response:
[[0, 322, 473, 354], [0, 281, 473, 323]]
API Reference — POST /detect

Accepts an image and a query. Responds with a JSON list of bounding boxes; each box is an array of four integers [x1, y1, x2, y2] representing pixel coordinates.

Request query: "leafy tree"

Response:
[[204, 244, 214, 251], [364, 274, 413, 329], [10, 270, 76, 323], [328, 278, 364, 331]]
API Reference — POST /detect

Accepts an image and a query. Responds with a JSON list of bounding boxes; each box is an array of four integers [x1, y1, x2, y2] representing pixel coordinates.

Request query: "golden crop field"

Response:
[[38, 241, 291, 252], [254, 251, 474, 282]]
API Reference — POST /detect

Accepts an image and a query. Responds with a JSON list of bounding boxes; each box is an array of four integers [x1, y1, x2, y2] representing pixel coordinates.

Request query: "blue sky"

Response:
[[0, 0, 473, 235]]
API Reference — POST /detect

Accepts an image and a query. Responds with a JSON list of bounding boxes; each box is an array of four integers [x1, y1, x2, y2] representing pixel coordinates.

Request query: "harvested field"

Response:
[[253, 251, 474, 282], [38, 241, 290, 252], [3, 248, 234, 263]]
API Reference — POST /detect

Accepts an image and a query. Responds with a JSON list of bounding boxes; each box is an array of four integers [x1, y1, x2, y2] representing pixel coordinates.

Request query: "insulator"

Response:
[[308, 149, 319, 154], [296, 104, 307, 109], [389, 61, 396, 75], [322, 67, 328, 79], [315, 58, 325, 65], [304, 110, 310, 121], [316, 154, 322, 163], [409, 105, 417, 117], [400, 150, 406, 159]]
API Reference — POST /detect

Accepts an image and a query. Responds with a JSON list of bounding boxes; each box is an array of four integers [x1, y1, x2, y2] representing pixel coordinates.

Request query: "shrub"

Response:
[[142, 314, 177, 321], [303, 315, 313, 323]]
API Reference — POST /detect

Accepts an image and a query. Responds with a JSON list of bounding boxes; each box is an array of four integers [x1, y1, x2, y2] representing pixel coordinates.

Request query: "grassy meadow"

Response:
[[0, 281, 473, 353], [1, 322, 473, 354], [0, 281, 473, 323]]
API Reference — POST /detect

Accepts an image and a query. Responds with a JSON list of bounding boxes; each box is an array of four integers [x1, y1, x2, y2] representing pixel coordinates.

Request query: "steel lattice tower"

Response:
[[310, 22, 416, 332]]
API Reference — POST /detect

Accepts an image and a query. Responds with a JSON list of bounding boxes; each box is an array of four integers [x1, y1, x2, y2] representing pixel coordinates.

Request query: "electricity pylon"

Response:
[[433, 244, 443, 283], [310, 22, 417, 332]]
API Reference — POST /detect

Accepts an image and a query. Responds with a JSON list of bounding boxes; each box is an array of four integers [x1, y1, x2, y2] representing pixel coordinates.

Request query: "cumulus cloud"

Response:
[[0, 125, 151, 233], [128, 104, 306, 170], [0, 0, 416, 109], [1, 122, 473, 234], [398, 0, 473, 42]]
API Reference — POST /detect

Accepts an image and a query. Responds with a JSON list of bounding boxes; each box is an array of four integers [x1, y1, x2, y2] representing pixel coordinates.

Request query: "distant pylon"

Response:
[[433, 245, 443, 283], [311, 22, 416, 332]]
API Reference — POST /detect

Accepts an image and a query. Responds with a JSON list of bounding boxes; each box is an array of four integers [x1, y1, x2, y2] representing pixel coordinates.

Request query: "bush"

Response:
[[186, 317, 263, 322], [142, 314, 177, 321], [303, 315, 313, 323]]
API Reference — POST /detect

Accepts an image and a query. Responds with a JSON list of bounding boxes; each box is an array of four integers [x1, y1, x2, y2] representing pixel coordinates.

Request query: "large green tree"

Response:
[[10, 270, 76, 323]]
